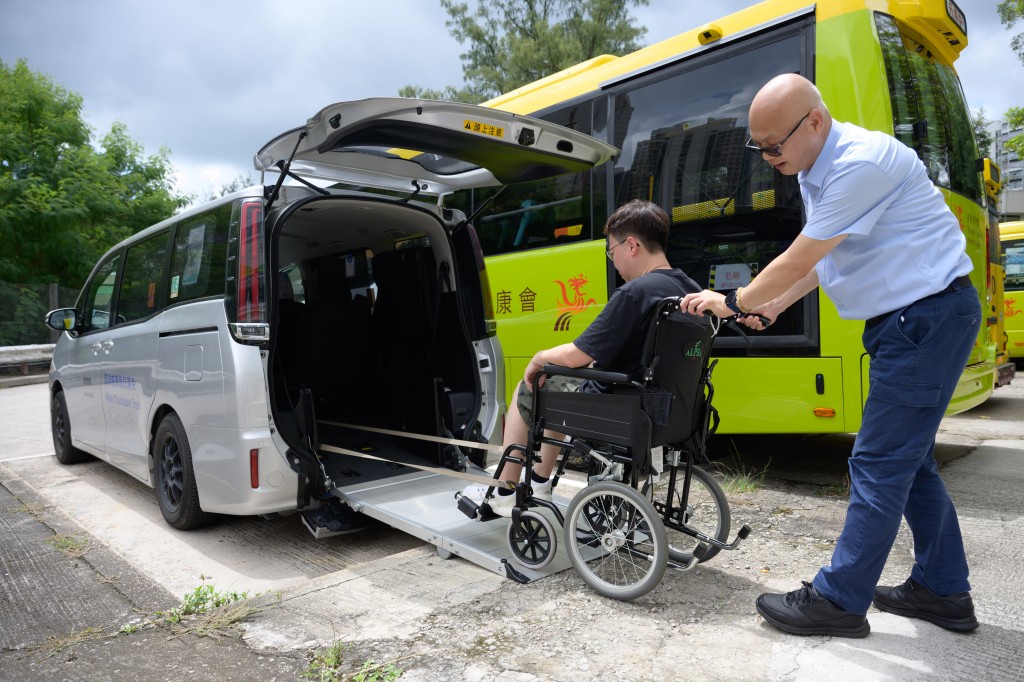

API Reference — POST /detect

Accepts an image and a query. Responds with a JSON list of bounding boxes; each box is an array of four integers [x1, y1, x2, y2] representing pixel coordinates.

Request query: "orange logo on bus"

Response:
[[554, 274, 597, 331]]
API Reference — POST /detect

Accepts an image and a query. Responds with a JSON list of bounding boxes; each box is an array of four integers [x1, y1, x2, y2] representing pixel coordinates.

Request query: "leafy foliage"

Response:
[[972, 108, 994, 155], [1005, 106, 1024, 159], [997, 3, 1024, 159], [400, 0, 649, 103], [0, 59, 187, 288], [998, 0, 1024, 65]]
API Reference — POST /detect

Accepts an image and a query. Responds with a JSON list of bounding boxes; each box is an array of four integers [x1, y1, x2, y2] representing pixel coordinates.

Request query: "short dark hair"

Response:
[[603, 200, 670, 253]]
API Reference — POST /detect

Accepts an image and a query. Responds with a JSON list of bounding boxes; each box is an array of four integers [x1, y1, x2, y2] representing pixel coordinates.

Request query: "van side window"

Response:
[[118, 231, 170, 323], [81, 255, 121, 333], [169, 204, 231, 304]]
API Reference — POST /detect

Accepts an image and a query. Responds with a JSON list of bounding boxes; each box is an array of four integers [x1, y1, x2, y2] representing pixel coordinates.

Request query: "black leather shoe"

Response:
[[873, 578, 978, 632], [756, 581, 870, 638]]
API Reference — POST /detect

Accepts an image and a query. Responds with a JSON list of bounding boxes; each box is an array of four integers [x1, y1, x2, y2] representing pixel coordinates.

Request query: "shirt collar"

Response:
[[799, 119, 843, 191]]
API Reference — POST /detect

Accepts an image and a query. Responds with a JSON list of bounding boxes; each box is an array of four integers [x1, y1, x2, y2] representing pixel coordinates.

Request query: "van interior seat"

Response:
[[370, 247, 440, 430], [297, 256, 372, 419]]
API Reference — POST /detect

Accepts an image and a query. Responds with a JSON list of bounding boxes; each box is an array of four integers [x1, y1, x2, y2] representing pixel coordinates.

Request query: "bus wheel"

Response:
[[153, 413, 213, 530], [51, 391, 90, 464]]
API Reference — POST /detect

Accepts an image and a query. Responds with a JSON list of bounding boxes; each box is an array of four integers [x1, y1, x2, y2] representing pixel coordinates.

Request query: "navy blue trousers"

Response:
[[812, 280, 980, 615]]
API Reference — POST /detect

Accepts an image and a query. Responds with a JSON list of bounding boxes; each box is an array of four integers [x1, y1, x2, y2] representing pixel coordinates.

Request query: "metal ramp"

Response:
[[330, 465, 574, 583]]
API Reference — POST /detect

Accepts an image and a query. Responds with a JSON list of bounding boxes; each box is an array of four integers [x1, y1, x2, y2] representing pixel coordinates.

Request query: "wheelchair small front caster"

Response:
[[507, 510, 557, 569]]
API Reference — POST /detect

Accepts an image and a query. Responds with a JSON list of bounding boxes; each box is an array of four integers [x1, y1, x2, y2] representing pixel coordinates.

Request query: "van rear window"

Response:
[[168, 204, 231, 304]]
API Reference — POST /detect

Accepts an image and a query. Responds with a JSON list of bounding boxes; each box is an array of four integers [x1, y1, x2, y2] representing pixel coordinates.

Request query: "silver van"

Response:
[[46, 99, 616, 541]]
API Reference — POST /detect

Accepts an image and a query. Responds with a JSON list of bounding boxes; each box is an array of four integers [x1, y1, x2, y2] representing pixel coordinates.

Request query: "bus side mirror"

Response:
[[982, 158, 1001, 201], [46, 308, 79, 333]]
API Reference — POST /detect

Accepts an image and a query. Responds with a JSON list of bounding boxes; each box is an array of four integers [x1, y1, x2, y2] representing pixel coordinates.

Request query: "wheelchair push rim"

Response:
[[563, 481, 667, 600]]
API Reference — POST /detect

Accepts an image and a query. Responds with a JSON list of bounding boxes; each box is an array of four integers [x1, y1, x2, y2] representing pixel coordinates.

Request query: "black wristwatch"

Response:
[[724, 290, 743, 315]]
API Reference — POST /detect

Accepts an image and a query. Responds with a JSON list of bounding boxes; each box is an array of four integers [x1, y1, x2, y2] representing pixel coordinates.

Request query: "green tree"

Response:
[[998, 0, 1024, 64], [972, 108, 994, 156], [1004, 106, 1024, 158], [0, 59, 187, 288], [998, 2, 1024, 156], [400, 0, 649, 103]]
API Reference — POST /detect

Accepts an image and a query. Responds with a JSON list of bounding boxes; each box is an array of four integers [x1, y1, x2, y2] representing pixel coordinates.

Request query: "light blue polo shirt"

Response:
[[798, 120, 972, 320]]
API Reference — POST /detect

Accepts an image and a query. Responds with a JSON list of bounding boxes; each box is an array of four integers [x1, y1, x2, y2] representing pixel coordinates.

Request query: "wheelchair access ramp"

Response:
[[315, 423, 574, 583]]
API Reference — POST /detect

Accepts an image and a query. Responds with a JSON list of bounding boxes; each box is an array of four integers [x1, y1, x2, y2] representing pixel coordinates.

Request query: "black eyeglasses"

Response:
[[605, 238, 628, 261], [745, 112, 811, 157]]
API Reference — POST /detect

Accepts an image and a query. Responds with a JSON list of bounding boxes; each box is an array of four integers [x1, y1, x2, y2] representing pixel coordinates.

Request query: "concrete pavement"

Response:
[[1, 377, 1022, 680]]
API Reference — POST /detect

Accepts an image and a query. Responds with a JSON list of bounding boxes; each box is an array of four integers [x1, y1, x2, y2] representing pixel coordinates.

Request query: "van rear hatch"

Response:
[[254, 97, 618, 195]]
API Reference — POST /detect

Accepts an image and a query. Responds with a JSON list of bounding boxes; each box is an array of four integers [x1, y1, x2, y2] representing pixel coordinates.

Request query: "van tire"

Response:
[[51, 391, 91, 465], [153, 413, 213, 530]]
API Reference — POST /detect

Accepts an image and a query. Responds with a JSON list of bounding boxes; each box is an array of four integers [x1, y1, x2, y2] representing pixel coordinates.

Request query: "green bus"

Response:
[[447, 0, 998, 434]]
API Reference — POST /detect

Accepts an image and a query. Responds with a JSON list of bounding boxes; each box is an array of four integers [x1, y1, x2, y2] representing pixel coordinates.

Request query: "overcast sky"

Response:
[[2, 0, 1021, 202]]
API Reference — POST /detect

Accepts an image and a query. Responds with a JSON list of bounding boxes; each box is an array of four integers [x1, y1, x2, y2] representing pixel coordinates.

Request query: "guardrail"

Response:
[[0, 344, 54, 375]]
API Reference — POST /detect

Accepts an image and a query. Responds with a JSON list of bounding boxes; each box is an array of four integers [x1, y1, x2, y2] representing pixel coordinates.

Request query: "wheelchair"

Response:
[[459, 297, 750, 600]]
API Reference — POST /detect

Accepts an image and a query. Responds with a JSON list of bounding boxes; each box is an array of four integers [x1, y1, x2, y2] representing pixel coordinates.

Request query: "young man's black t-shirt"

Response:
[[572, 268, 700, 383]]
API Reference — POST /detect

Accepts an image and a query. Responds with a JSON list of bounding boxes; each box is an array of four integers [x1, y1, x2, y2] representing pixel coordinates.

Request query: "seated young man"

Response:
[[462, 199, 700, 515]]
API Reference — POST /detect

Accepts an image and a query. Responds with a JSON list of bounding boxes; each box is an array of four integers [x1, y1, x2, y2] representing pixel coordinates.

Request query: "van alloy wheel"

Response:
[[153, 413, 213, 530], [51, 391, 89, 464]]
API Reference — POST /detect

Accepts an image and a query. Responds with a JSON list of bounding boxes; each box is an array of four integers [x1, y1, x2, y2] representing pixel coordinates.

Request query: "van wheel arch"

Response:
[[50, 386, 91, 464], [152, 410, 214, 530]]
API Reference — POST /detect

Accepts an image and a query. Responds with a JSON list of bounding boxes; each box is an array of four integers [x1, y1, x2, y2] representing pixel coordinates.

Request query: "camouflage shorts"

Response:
[[515, 374, 582, 422]]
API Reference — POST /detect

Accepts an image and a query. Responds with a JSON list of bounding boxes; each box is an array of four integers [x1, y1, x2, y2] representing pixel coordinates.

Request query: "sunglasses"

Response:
[[745, 112, 811, 157]]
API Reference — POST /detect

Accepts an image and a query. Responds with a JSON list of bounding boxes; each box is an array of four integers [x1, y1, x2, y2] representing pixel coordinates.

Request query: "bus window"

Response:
[[876, 14, 983, 203], [1006, 236, 1024, 290], [610, 22, 811, 351]]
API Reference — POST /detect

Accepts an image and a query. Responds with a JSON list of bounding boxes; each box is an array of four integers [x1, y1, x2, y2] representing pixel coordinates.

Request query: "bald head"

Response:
[[748, 74, 831, 175]]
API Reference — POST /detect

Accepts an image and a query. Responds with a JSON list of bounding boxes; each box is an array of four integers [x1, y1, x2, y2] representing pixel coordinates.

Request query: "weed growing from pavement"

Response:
[[29, 626, 104, 660], [46, 533, 88, 558], [718, 461, 768, 493], [161, 579, 249, 625], [304, 640, 413, 681], [817, 474, 851, 498], [114, 576, 271, 640]]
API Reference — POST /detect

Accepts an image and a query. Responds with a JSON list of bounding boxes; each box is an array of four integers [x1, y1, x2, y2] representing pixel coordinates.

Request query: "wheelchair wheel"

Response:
[[564, 482, 667, 600], [507, 510, 557, 569], [657, 465, 731, 564]]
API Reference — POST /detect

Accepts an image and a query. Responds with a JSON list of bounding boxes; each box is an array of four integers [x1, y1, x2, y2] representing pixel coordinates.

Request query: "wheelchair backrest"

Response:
[[641, 299, 717, 447]]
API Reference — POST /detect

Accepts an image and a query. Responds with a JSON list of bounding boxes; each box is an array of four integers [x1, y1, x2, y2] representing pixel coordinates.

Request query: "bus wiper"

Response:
[[716, 160, 764, 217]]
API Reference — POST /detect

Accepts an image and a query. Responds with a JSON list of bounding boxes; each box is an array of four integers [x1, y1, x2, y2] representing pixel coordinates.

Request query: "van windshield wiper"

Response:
[[264, 132, 329, 212]]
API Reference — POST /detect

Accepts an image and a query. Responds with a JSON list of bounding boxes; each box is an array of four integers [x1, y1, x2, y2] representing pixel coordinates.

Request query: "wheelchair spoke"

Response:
[[565, 483, 667, 600]]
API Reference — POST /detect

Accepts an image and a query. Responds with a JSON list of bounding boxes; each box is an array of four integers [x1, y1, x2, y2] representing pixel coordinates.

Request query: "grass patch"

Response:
[[817, 475, 851, 498], [29, 626, 104, 660], [304, 640, 414, 681], [719, 462, 768, 493], [117, 577, 269, 640], [160, 580, 249, 625], [46, 533, 88, 558]]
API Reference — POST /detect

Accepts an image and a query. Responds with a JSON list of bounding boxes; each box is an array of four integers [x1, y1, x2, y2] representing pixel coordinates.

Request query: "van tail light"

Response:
[[237, 201, 264, 322], [230, 201, 269, 342], [250, 449, 260, 488]]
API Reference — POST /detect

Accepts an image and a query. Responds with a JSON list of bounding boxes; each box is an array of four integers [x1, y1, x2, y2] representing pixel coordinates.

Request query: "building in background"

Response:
[[992, 119, 1024, 221]]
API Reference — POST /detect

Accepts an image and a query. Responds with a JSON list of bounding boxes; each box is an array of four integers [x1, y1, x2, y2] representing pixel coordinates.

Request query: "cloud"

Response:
[[2, 0, 1021, 201]]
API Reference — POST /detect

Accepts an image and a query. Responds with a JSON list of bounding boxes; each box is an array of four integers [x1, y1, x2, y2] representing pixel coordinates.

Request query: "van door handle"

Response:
[[102, 340, 114, 353], [91, 342, 103, 354]]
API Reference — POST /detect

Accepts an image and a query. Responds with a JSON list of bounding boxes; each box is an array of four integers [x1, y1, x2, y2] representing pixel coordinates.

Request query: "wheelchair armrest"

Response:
[[541, 364, 632, 385]]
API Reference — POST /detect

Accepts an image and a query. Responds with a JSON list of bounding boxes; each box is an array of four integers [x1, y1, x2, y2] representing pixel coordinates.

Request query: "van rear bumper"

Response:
[[189, 424, 300, 515]]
